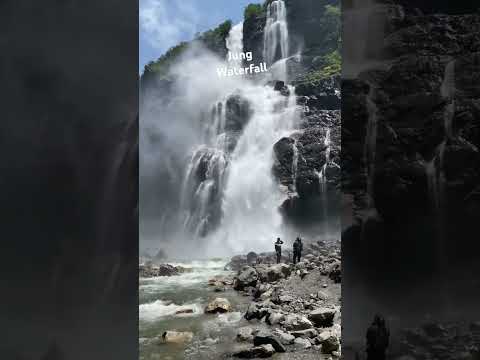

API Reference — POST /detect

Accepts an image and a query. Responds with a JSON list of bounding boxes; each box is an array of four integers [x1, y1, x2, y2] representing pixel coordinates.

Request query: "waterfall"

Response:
[[422, 60, 458, 312], [426, 60, 456, 219], [226, 22, 244, 68], [440, 60, 456, 138], [426, 142, 446, 215], [181, 144, 228, 237], [423, 60, 458, 316], [264, 0, 289, 81], [364, 86, 378, 211], [213, 85, 298, 253], [314, 128, 332, 237], [172, 19, 299, 255], [291, 139, 299, 194]]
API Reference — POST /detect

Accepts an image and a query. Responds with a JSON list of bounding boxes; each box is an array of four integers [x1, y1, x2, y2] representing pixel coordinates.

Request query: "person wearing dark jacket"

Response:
[[274, 238, 284, 263], [292, 237, 303, 264], [366, 314, 389, 360]]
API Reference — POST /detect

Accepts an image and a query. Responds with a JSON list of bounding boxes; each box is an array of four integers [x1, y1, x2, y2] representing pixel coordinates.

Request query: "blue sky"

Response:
[[139, 0, 259, 74]]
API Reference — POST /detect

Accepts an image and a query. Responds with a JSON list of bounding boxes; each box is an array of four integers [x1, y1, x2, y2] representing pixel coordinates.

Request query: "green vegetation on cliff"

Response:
[[320, 4, 341, 53], [244, 3, 264, 19], [314, 49, 341, 79], [196, 20, 232, 55], [141, 20, 232, 81], [297, 3, 341, 86], [143, 42, 188, 79], [294, 48, 340, 91]]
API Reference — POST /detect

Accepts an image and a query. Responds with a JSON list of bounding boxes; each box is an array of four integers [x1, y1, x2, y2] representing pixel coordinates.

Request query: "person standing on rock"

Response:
[[292, 237, 303, 264], [366, 314, 389, 360], [274, 237, 284, 264]]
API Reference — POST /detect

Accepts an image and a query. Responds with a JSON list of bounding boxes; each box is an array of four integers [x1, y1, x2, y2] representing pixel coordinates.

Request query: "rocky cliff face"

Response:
[[272, 80, 341, 225], [285, 0, 339, 55], [243, 10, 266, 65], [239, 1, 342, 229], [342, 4, 480, 296]]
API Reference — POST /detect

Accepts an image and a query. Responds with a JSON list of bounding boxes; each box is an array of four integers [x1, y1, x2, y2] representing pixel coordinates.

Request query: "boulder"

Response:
[[422, 322, 448, 337], [283, 314, 313, 331], [204, 298, 231, 314], [265, 264, 291, 282], [233, 344, 275, 358], [278, 294, 295, 304], [470, 321, 480, 332], [139, 263, 181, 278], [161, 331, 193, 344], [293, 337, 312, 349], [318, 330, 340, 354], [317, 290, 329, 300], [308, 308, 336, 327], [225, 255, 248, 271], [225, 93, 252, 132], [291, 328, 318, 338], [213, 284, 226, 292], [327, 261, 341, 283], [299, 269, 309, 279], [253, 331, 287, 353], [246, 251, 258, 264], [273, 329, 296, 345], [266, 312, 285, 326], [273, 80, 285, 91], [237, 327, 255, 342], [245, 302, 269, 321], [234, 266, 258, 290]]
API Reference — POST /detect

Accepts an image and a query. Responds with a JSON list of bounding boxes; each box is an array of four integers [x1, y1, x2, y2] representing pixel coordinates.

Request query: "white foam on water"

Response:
[[139, 299, 203, 322], [202, 311, 243, 333], [140, 260, 230, 294]]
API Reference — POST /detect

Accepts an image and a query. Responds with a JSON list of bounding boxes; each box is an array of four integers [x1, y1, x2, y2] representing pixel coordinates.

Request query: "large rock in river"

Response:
[[204, 298, 232, 314]]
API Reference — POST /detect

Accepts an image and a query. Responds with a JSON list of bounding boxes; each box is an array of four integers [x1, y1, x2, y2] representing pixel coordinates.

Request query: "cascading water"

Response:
[[440, 60, 456, 139], [212, 85, 298, 254], [423, 60, 456, 312], [319, 128, 332, 192], [426, 60, 456, 220], [226, 22, 244, 68], [316, 128, 332, 237], [426, 60, 456, 257], [264, 0, 289, 81], [364, 86, 379, 214], [176, 16, 300, 255], [291, 139, 299, 194]]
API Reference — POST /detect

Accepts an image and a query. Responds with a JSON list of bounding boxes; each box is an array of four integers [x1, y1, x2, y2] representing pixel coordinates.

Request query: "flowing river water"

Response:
[[139, 259, 253, 360]]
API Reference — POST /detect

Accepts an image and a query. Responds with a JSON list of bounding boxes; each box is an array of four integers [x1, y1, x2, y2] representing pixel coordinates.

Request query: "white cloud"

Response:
[[140, 0, 200, 50]]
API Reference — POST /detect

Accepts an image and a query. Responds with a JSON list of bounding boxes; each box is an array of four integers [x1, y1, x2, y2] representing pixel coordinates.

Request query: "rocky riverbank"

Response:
[[142, 239, 341, 359], [212, 240, 341, 359]]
